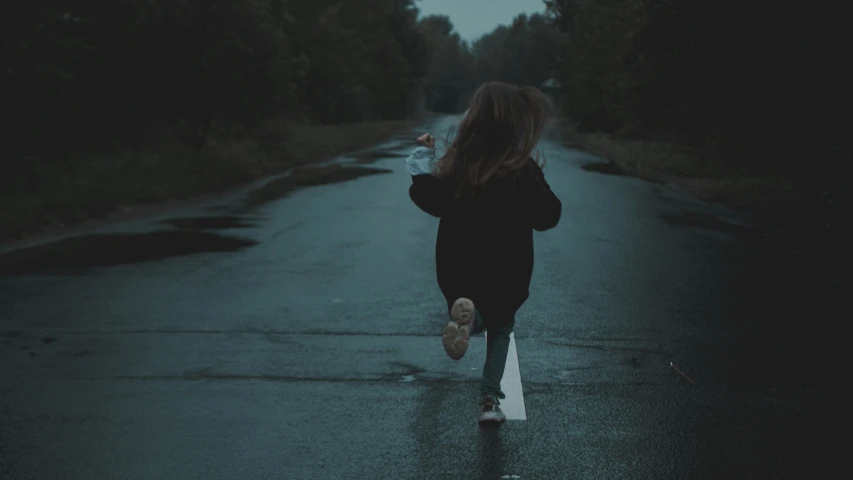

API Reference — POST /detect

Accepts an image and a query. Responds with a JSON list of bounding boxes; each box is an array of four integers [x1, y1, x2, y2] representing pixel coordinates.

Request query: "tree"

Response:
[[418, 15, 474, 112], [0, 0, 432, 178]]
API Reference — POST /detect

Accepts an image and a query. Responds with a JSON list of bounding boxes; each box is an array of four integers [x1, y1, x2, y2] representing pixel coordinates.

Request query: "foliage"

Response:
[[1, 0, 428, 165], [3, 0, 847, 193], [543, 0, 851, 172]]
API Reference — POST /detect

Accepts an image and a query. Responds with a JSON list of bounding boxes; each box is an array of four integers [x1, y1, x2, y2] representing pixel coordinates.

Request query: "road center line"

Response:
[[485, 331, 526, 420]]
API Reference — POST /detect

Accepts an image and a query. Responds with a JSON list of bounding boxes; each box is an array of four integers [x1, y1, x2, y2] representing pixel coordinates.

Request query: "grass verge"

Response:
[[552, 122, 801, 219], [1, 119, 414, 242], [551, 120, 849, 262]]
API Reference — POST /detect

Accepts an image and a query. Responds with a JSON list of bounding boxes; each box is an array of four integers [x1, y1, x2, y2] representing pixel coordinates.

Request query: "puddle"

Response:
[[0, 231, 258, 275], [582, 161, 627, 176], [244, 164, 392, 208], [159, 216, 257, 230], [349, 149, 402, 164]]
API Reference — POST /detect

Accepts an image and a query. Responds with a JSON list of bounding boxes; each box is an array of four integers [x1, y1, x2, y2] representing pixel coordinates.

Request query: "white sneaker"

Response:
[[478, 395, 507, 424]]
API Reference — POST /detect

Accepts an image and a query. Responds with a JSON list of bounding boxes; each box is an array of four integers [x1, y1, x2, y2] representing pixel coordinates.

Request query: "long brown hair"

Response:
[[434, 82, 552, 196]]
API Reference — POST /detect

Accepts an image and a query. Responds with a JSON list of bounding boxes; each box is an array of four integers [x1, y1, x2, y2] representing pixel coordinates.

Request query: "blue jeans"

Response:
[[470, 308, 516, 400]]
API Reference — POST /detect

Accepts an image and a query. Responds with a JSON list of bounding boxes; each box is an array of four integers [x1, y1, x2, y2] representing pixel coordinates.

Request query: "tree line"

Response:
[[3, 0, 848, 183], [543, 0, 851, 173], [418, 0, 851, 174], [3, 0, 431, 159]]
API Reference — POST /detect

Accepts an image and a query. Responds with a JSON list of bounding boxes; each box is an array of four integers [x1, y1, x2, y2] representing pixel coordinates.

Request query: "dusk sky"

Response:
[[416, 0, 548, 42]]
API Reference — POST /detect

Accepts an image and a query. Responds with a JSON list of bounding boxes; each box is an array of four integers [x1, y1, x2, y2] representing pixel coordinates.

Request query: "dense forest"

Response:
[[545, 0, 851, 173], [2, 0, 849, 237], [3, 1, 428, 157]]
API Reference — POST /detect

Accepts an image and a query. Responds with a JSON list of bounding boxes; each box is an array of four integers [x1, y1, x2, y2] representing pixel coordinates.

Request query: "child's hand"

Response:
[[416, 133, 435, 149]]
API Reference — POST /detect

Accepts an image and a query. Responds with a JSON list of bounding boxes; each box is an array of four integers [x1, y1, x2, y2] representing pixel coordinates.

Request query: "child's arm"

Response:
[[517, 160, 562, 231], [409, 174, 454, 218], [406, 147, 454, 217]]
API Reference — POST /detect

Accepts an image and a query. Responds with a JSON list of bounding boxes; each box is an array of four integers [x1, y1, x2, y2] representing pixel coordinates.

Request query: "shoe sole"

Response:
[[478, 412, 506, 425], [443, 298, 475, 360]]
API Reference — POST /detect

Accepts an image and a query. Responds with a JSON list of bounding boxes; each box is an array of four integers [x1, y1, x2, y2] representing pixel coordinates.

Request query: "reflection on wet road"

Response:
[[0, 231, 257, 275], [0, 115, 838, 479]]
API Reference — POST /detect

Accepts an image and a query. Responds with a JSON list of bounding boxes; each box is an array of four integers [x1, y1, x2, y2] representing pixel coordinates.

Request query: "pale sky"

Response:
[[416, 0, 547, 42]]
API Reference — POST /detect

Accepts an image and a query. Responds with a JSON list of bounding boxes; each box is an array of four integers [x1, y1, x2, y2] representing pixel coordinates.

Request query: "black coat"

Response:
[[409, 159, 562, 316]]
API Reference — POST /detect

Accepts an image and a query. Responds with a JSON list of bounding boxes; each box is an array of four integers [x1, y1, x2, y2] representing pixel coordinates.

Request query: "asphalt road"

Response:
[[0, 115, 839, 479]]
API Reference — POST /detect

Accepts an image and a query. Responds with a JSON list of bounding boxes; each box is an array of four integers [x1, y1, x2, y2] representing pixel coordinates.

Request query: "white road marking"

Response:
[[485, 331, 526, 420]]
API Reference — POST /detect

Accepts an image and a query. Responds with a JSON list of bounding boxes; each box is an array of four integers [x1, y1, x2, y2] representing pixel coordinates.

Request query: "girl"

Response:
[[405, 82, 562, 424]]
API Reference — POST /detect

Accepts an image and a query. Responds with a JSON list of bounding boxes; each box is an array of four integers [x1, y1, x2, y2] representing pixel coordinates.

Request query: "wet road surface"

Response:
[[0, 116, 839, 479]]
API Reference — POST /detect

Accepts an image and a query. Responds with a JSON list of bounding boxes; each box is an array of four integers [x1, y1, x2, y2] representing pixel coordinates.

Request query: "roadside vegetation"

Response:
[[2, 2, 427, 241], [3, 1, 848, 247]]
